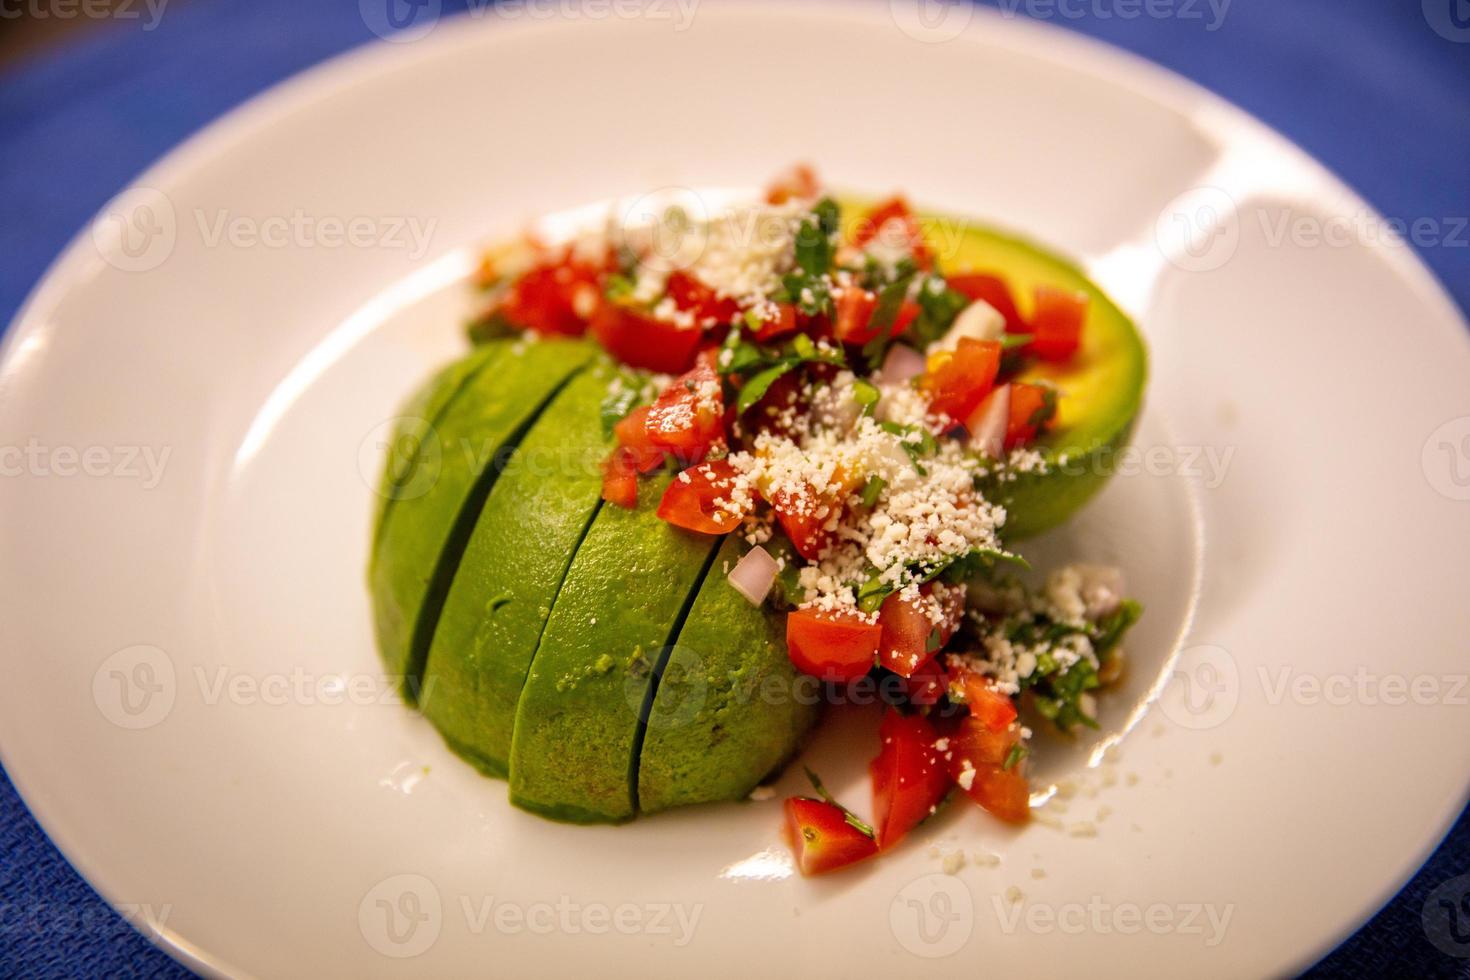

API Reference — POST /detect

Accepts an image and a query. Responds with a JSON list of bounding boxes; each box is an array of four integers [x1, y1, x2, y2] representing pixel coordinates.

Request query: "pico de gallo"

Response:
[[473, 166, 1140, 874]]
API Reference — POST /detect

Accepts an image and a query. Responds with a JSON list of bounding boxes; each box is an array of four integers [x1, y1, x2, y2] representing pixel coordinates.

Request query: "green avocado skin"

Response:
[[638, 536, 820, 813], [419, 363, 615, 777], [508, 474, 719, 823], [369, 343, 505, 552], [370, 339, 594, 692]]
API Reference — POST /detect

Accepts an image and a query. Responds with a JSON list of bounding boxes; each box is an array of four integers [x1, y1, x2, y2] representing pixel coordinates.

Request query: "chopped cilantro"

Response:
[[859, 474, 886, 507]]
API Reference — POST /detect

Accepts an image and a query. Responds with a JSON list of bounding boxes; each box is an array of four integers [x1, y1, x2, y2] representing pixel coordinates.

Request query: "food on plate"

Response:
[[368, 166, 1146, 871]]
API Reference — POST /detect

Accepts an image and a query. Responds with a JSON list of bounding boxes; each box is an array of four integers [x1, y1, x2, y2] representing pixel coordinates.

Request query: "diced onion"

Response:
[[877, 343, 926, 385], [729, 545, 779, 605], [966, 383, 1010, 460]]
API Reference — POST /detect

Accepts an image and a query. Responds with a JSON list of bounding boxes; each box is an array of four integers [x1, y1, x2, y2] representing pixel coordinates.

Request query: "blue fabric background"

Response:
[[0, 1, 1466, 976]]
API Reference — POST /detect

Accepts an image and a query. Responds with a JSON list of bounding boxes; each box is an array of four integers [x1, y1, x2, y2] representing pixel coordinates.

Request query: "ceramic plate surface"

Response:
[[1, 2, 1467, 976]]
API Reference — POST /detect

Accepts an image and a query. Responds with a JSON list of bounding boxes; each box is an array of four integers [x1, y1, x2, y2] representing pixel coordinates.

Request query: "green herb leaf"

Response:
[[735, 362, 797, 415], [859, 474, 886, 507], [1002, 743, 1028, 771], [804, 766, 876, 839], [866, 272, 916, 337]]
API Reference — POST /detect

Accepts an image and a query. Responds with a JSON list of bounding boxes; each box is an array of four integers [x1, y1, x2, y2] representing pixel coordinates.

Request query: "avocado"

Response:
[[508, 473, 720, 823], [369, 343, 505, 550], [846, 202, 1148, 541], [638, 536, 821, 813], [370, 338, 595, 696], [418, 362, 615, 776]]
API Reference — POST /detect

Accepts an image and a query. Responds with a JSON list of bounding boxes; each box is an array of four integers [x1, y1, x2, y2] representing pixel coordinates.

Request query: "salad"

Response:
[[369, 165, 1146, 875]]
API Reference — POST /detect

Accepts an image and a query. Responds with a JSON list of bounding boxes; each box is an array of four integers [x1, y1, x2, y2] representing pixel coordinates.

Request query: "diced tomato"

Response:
[[764, 164, 820, 206], [1029, 285, 1088, 362], [785, 608, 881, 681], [870, 710, 951, 849], [921, 337, 1001, 428], [877, 584, 965, 677], [600, 447, 640, 509], [852, 197, 932, 269], [946, 715, 1030, 823], [833, 288, 877, 344], [655, 459, 744, 534], [899, 656, 950, 707], [590, 301, 703, 373], [947, 273, 1026, 335], [783, 797, 878, 875], [613, 405, 665, 473], [741, 371, 804, 440], [645, 357, 726, 464], [770, 485, 837, 560], [1005, 381, 1053, 449], [665, 270, 740, 326], [499, 254, 603, 336], [748, 302, 799, 342], [961, 671, 1018, 732]]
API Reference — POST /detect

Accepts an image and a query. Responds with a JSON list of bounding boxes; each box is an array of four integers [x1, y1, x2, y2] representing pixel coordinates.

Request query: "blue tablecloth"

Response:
[[1, 1, 1466, 976]]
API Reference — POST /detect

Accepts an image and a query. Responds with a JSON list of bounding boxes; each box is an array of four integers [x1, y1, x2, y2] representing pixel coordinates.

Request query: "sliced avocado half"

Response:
[[419, 361, 616, 776], [845, 200, 1148, 540], [370, 338, 595, 697], [638, 536, 821, 814], [508, 473, 720, 823]]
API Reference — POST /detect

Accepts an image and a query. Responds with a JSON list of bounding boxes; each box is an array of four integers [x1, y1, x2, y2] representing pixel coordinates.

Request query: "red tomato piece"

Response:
[[770, 485, 837, 560], [600, 447, 640, 509], [665, 270, 740, 326], [613, 405, 665, 473], [961, 671, 1019, 732], [921, 337, 1001, 428], [1029, 285, 1088, 362], [785, 609, 881, 681], [833, 288, 878, 344], [748, 302, 799, 342], [764, 163, 821, 205], [655, 459, 744, 535], [590, 301, 703, 374], [947, 273, 1026, 335], [852, 197, 932, 268], [644, 357, 726, 465], [878, 583, 966, 677], [499, 254, 603, 336], [783, 797, 879, 875], [870, 710, 951, 850], [1004, 382, 1053, 449], [946, 715, 1030, 823]]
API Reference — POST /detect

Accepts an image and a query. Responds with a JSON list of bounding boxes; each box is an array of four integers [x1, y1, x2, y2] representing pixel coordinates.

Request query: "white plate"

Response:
[[2, 2, 1467, 976]]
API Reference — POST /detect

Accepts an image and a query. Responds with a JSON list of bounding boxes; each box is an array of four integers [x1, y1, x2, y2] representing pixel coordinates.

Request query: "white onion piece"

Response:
[[728, 545, 779, 606], [877, 343, 926, 385], [966, 383, 1011, 460]]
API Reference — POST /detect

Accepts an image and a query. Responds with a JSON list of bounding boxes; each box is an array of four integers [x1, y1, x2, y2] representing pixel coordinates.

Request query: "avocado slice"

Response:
[[845, 201, 1148, 540], [508, 473, 720, 823], [369, 343, 505, 550], [638, 536, 820, 813], [418, 361, 615, 776], [370, 339, 595, 697]]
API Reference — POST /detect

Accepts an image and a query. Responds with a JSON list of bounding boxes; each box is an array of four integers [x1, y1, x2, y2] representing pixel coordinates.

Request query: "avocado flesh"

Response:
[[369, 343, 506, 551], [508, 474, 720, 823], [370, 339, 595, 695], [638, 535, 821, 813], [844, 201, 1148, 540], [419, 362, 615, 776]]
